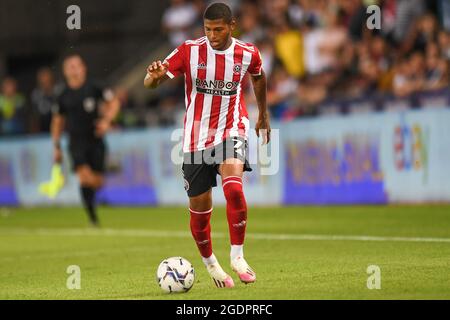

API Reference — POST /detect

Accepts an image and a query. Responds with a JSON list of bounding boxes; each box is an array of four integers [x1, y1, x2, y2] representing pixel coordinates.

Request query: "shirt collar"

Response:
[[206, 37, 236, 54]]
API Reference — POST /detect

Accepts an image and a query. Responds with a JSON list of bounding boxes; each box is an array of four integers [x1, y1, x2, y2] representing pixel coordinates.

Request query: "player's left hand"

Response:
[[95, 119, 111, 137], [255, 113, 271, 145]]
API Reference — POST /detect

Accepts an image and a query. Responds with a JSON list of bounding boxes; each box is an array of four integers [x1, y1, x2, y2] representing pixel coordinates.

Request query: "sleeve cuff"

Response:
[[166, 70, 175, 79]]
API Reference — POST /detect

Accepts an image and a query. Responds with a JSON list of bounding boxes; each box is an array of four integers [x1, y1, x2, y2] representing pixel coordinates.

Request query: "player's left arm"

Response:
[[96, 89, 121, 137], [250, 69, 271, 144]]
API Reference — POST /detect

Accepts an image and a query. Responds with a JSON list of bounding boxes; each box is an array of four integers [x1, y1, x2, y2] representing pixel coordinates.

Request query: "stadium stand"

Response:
[[0, 0, 449, 135]]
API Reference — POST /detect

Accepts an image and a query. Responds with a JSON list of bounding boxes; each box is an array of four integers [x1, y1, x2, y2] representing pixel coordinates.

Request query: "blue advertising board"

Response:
[[1, 109, 450, 206]]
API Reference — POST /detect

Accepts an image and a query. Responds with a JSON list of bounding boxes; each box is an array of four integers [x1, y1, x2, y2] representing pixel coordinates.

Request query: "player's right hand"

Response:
[[53, 147, 63, 164], [255, 114, 271, 145], [146, 60, 169, 79]]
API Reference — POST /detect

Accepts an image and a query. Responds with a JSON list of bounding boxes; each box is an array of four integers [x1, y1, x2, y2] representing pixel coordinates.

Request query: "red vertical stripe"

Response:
[[205, 53, 225, 148], [223, 45, 243, 141], [190, 43, 207, 152]]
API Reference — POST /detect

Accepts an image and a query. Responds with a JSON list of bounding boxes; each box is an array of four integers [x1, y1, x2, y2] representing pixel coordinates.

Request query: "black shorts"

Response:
[[182, 137, 252, 197], [69, 137, 106, 173]]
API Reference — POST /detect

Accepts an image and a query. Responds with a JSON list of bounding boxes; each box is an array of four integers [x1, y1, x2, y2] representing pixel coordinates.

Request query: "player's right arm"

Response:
[[144, 43, 186, 89], [144, 60, 170, 89]]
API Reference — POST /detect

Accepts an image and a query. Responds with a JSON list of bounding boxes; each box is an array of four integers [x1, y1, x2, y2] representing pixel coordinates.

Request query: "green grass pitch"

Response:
[[1, 205, 450, 300]]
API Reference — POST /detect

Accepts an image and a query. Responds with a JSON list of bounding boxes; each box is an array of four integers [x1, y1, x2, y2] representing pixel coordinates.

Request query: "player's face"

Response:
[[204, 18, 234, 51], [63, 56, 87, 84]]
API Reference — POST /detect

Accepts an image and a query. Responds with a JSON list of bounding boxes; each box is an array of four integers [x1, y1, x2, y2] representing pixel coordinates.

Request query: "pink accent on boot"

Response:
[[236, 271, 256, 284], [224, 276, 235, 288]]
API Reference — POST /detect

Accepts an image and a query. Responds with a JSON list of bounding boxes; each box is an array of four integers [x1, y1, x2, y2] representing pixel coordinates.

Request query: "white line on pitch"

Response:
[[1, 228, 450, 243]]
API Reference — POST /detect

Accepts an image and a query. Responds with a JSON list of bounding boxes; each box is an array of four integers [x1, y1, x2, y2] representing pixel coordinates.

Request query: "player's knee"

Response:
[[76, 167, 99, 188], [189, 191, 212, 212], [94, 175, 104, 189], [77, 172, 91, 186], [190, 201, 212, 212], [189, 201, 212, 231]]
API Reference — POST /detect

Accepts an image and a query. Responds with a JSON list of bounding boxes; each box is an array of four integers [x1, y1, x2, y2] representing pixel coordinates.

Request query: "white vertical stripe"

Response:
[[214, 52, 234, 145], [197, 46, 216, 150], [183, 45, 199, 153], [242, 116, 250, 139], [229, 50, 252, 137], [184, 74, 188, 108]]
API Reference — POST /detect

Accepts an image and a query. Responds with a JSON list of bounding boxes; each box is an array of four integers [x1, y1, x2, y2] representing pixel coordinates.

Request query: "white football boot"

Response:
[[206, 262, 235, 288], [231, 256, 256, 284]]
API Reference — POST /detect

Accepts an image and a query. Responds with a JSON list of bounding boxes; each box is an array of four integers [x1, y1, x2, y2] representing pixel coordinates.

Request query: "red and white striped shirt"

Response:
[[164, 36, 263, 153]]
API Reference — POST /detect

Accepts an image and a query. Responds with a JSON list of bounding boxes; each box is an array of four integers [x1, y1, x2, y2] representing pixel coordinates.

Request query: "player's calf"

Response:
[[189, 207, 213, 258], [222, 176, 247, 245]]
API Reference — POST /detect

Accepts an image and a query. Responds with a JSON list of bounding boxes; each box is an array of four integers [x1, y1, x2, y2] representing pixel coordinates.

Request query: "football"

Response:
[[156, 257, 195, 293]]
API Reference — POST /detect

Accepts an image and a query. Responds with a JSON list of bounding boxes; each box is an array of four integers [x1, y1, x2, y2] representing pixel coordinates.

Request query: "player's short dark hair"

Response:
[[204, 2, 233, 24]]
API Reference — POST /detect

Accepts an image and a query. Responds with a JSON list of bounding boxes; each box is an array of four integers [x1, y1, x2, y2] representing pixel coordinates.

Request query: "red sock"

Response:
[[222, 176, 247, 245], [189, 208, 213, 258]]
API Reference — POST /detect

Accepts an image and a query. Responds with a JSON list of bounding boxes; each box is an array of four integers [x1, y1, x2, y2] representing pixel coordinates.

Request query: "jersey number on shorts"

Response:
[[234, 140, 244, 157]]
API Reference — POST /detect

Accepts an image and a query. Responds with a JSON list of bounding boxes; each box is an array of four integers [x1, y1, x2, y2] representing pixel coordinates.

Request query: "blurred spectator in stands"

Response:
[[392, 58, 413, 97], [393, 52, 426, 97], [357, 36, 392, 94], [357, 41, 381, 95], [145, 74, 185, 127], [206, 0, 240, 12], [403, 13, 439, 54], [273, 15, 305, 78], [297, 79, 326, 117], [236, 2, 263, 44], [380, 0, 397, 42], [30, 67, 59, 133], [438, 30, 450, 60], [257, 39, 275, 78], [157, 96, 181, 127], [392, 0, 426, 45], [190, 0, 208, 39], [162, 0, 199, 46], [287, 0, 305, 28], [424, 43, 449, 90], [319, 7, 350, 71], [301, 6, 351, 103], [115, 86, 146, 128], [340, 0, 368, 42], [0, 77, 26, 135], [267, 65, 298, 120], [303, 8, 347, 77], [288, 0, 325, 29], [261, 0, 291, 24]]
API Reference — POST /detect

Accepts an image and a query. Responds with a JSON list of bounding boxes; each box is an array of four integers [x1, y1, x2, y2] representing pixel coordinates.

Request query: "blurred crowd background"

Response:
[[1, 0, 449, 136]]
